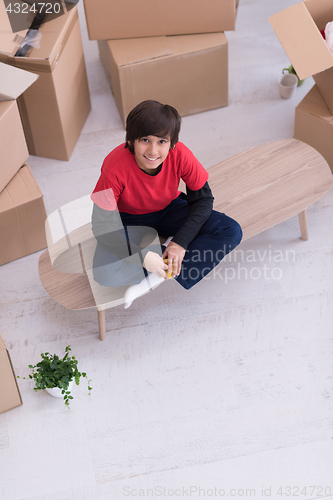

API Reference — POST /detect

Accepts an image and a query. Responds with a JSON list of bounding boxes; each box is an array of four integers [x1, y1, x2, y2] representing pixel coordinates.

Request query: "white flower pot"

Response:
[[45, 380, 74, 398]]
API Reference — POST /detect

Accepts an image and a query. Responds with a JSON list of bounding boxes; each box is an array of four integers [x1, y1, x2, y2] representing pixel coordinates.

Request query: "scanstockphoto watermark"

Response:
[[123, 485, 332, 497], [179, 245, 296, 284], [123, 486, 257, 497]]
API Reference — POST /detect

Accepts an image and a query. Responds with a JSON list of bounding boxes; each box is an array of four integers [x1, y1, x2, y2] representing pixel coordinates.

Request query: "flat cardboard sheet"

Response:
[[0, 62, 38, 101], [0, 333, 22, 413], [0, 99, 28, 193], [83, 0, 236, 40], [0, 163, 47, 265], [98, 32, 228, 126]]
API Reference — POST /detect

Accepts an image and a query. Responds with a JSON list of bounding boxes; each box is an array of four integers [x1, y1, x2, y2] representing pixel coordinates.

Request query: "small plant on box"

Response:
[[18, 345, 92, 408]]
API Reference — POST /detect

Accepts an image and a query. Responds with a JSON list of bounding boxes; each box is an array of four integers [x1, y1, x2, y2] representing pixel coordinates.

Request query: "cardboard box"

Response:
[[0, 6, 91, 160], [0, 333, 22, 413], [294, 84, 333, 173], [0, 100, 28, 193], [98, 32, 228, 127], [83, 0, 236, 40], [269, 0, 333, 115], [0, 62, 38, 192], [0, 163, 47, 265]]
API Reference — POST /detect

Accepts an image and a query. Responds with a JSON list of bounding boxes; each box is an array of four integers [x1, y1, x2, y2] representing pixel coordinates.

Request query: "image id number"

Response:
[[276, 485, 332, 496], [6, 2, 62, 14]]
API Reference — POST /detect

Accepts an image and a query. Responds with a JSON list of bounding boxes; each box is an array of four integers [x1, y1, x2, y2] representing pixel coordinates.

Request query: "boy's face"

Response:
[[132, 135, 171, 173]]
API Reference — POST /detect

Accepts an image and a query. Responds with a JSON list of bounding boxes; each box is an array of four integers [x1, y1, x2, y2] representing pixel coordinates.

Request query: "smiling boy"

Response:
[[91, 100, 242, 308]]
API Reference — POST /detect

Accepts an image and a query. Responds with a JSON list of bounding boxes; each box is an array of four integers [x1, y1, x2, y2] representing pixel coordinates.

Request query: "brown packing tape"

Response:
[[0, 8, 78, 74]]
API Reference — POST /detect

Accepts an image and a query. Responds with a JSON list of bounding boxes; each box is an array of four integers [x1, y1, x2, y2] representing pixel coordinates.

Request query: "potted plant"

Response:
[[18, 345, 92, 408]]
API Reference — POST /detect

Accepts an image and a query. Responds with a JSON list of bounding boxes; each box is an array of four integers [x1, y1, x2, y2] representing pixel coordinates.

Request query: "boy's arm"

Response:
[[172, 181, 214, 250], [91, 203, 127, 257]]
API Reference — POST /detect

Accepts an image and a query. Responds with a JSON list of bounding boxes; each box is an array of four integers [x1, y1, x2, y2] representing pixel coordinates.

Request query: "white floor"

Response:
[[1, 1, 333, 499]]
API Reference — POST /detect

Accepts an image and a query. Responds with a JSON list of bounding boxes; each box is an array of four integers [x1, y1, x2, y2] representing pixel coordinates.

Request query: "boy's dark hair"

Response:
[[125, 100, 181, 154]]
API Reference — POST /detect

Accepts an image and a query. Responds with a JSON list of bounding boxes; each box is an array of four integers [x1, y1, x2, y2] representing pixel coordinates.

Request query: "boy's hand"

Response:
[[162, 242, 186, 277], [143, 251, 168, 279]]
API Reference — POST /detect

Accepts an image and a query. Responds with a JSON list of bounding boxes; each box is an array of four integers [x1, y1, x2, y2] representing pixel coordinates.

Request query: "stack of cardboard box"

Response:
[[0, 62, 47, 266], [0, 3, 91, 160], [269, 0, 333, 173], [83, 0, 238, 127]]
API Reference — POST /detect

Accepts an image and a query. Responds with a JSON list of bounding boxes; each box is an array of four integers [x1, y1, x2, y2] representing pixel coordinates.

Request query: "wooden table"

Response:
[[39, 139, 333, 340]]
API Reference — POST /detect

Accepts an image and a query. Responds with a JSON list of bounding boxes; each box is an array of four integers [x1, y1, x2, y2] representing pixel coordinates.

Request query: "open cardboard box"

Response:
[[0, 163, 47, 265], [83, 0, 236, 40], [98, 33, 228, 127], [294, 84, 333, 173], [269, 0, 333, 114], [0, 62, 38, 192], [0, 5, 91, 160], [0, 332, 22, 413]]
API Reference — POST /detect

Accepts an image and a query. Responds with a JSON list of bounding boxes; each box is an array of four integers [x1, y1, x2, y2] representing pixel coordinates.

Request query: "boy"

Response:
[[91, 100, 242, 308]]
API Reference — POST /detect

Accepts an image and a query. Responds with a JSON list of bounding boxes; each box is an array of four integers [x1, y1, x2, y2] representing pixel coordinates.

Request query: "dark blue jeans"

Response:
[[93, 195, 242, 290]]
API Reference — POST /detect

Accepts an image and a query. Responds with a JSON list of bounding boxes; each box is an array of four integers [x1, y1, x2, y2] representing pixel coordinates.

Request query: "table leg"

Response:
[[298, 210, 309, 241], [97, 309, 106, 341]]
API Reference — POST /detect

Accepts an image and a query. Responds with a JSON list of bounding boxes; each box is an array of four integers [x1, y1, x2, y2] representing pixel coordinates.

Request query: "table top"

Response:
[[39, 138, 332, 310], [39, 249, 96, 310], [207, 138, 332, 240]]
